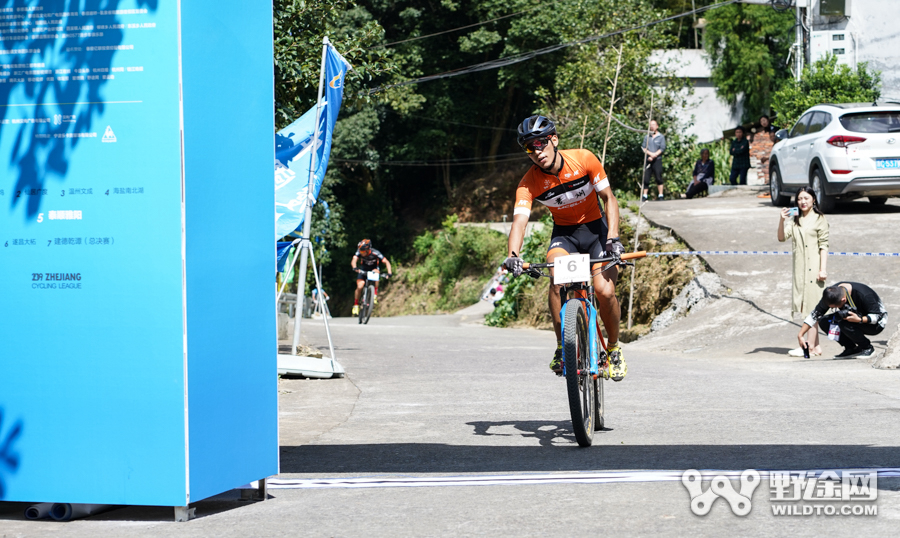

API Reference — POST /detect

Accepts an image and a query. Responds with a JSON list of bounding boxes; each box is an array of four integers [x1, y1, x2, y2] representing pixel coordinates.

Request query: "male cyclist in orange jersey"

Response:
[[503, 115, 627, 380], [351, 239, 392, 316]]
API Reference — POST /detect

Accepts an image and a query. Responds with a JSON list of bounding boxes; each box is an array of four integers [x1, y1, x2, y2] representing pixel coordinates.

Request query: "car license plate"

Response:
[[876, 159, 900, 170]]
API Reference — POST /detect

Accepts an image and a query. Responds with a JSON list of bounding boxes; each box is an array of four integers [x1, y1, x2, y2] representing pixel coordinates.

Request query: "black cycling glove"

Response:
[[606, 237, 625, 257], [503, 254, 524, 277]]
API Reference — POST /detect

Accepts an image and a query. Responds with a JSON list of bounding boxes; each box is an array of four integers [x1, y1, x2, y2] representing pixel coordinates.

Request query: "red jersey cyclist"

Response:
[[503, 115, 627, 381], [351, 239, 392, 316]]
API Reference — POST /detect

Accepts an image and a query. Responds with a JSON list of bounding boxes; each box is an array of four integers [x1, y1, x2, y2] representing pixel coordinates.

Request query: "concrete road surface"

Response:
[[2, 194, 899, 536]]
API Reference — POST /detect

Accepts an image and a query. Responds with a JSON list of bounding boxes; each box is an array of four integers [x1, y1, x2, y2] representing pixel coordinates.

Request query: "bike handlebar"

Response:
[[522, 251, 647, 270]]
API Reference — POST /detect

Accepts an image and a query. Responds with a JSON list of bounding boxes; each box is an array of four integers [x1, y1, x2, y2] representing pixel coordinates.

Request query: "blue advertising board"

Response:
[[0, 1, 277, 506]]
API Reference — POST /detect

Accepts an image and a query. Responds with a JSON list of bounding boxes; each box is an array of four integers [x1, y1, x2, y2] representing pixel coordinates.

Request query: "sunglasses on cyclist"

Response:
[[522, 136, 553, 154]]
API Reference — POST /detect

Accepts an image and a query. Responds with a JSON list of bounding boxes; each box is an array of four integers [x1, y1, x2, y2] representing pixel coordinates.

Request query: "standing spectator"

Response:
[[754, 115, 777, 198], [777, 186, 829, 357], [684, 148, 715, 199], [729, 126, 751, 185], [756, 115, 776, 141], [641, 120, 666, 201]]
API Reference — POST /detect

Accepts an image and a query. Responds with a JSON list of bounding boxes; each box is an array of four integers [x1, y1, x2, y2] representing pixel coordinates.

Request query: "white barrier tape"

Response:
[[646, 250, 900, 258], [255, 467, 900, 490]]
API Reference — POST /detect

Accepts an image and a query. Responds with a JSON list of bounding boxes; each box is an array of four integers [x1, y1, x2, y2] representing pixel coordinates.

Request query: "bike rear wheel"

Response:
[[563, 299, 594, 447], [363, 284, 375, 324]]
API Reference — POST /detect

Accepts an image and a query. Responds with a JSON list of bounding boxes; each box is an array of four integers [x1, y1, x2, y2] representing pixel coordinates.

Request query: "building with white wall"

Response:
[[804, 0, 900, 100], [649, 48, 742, 144]]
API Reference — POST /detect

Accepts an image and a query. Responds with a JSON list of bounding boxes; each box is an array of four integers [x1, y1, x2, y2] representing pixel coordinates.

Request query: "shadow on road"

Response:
[[468, 420, 575, 447], [280, 443, 900, 475], [745, 347, 794, 355], [720, 295, 799, 326]]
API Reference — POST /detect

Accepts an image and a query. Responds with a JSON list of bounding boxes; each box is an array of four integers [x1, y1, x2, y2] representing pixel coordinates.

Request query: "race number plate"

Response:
[[366, 271, 380, 282], [554, 254, 591, 285]]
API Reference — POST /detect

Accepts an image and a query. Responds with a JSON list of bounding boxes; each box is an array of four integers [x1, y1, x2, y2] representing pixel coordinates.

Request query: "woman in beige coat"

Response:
[[777, 186, 829, 356]]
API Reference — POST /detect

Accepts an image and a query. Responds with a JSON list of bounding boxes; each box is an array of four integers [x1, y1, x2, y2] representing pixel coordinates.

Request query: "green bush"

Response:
[[699, 139, 731, 185], [384, 214, 508, 313], [485, 214, 553, 327], [661, 131, 699, 195], [772, 55, 881, 128]]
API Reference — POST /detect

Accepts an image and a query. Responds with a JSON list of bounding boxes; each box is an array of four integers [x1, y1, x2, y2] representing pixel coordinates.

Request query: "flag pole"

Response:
[[291, 36, 329, 355]]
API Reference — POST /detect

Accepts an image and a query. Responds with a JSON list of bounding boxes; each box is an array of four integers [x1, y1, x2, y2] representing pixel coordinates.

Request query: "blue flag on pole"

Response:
[[274, 43, 352, 239]]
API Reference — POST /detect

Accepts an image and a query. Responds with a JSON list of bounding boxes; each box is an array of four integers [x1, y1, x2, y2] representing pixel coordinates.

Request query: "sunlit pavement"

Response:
[[2, 194, 899, 536]]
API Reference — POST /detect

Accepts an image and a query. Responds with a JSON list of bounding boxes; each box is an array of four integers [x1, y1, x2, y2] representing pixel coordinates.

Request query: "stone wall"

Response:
[[749, 135, 775, 184]]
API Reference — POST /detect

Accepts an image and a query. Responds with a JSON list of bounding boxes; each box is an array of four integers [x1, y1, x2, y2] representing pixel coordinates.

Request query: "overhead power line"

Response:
[[405, 114, 518, 132], [372, 7, 536, 49], [334, 152, 527, 167], [368, 0, 740, 94]]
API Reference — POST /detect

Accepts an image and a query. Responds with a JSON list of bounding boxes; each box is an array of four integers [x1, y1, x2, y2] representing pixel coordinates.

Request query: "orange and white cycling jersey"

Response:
[[513, 149, 610, 226]]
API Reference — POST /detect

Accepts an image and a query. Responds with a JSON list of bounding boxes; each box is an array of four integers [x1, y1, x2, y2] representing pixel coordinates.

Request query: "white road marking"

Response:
[[258, 468, 900, 490]]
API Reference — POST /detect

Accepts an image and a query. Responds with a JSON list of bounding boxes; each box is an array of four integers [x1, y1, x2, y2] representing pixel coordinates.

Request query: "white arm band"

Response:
[[593, 177, 610, 192], [513, 207, 531, 217]]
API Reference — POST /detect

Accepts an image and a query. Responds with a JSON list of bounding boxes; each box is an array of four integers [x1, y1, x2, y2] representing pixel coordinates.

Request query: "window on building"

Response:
[[820, 0, 846, 17]]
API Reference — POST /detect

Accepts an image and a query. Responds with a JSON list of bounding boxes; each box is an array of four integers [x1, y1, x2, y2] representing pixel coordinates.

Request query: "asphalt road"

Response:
[[2, 193, 899, 536]]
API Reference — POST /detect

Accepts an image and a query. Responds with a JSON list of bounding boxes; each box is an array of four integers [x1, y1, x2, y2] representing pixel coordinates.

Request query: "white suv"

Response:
[[768, 103, 900, 212]]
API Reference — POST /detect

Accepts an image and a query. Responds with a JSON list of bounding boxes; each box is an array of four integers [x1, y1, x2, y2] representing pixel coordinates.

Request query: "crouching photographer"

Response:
[[797, 282, 889, 359]]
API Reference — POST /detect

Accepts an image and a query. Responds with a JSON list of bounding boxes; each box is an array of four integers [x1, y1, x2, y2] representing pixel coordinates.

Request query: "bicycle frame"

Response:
[[558, 282, 605, 379]]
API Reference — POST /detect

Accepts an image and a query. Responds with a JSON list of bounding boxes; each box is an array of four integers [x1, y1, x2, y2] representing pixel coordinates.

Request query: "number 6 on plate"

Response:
[[553, 254, 590, 285]]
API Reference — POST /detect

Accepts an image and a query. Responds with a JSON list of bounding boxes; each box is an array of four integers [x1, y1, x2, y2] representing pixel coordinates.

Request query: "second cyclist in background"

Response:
[[351, 239, 392, 316], [503, 115, 628, 381]]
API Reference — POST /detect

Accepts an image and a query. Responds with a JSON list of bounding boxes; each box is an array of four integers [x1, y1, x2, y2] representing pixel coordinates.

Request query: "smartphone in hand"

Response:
[[787, 207, 799, 217]]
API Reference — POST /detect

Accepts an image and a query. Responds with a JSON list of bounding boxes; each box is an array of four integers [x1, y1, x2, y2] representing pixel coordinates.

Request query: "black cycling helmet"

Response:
[[358, 239, 372, 251], [517, 115, 556, 148]]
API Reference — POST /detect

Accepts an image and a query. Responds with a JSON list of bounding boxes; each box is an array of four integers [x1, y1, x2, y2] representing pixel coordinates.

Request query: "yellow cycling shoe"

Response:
[[352, 305, 359, 316], [607, 343, 627, 382]]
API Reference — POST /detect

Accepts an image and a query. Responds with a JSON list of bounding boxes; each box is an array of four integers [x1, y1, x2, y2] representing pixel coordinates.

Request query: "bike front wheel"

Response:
[[563, 299, 594, 447], [363, 284, 375, 324], [593, 375, 604, 431]]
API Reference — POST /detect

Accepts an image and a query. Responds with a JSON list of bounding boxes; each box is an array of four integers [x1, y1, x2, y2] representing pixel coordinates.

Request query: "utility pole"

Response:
[[795, 0, 804, 80]]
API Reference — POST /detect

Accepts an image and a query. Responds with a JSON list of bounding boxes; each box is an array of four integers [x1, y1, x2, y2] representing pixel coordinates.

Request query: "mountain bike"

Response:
[[356, 269, 380, 324], [522, 250, 647, 447]]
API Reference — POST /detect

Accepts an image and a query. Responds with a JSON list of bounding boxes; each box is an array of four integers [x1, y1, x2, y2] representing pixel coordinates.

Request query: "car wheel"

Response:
[[811, 168, 836, 213], [769, 163, 790, 207], [869, 196, 888, 205]]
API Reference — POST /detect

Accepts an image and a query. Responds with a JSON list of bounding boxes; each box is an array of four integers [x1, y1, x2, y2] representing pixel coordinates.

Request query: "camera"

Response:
[[833, 305, 854, 321]]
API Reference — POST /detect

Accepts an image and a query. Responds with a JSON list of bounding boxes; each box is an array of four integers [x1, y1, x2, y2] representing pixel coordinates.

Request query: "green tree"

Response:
[[274, 0, 398, 128], [703, 3, 794, 122], [771, 55, 881, 128], [541, 1, 696, 196]]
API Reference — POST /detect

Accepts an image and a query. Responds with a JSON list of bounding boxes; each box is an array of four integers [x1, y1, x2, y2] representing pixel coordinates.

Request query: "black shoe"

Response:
[[855, 345, 875, 358], [834, 345, 862, 359]]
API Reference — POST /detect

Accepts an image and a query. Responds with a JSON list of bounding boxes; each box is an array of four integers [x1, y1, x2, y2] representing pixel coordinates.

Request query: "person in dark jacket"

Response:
[[729, 126, 751, 185], [797, 282, 888, 359], [685, 148, 715, 199]]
